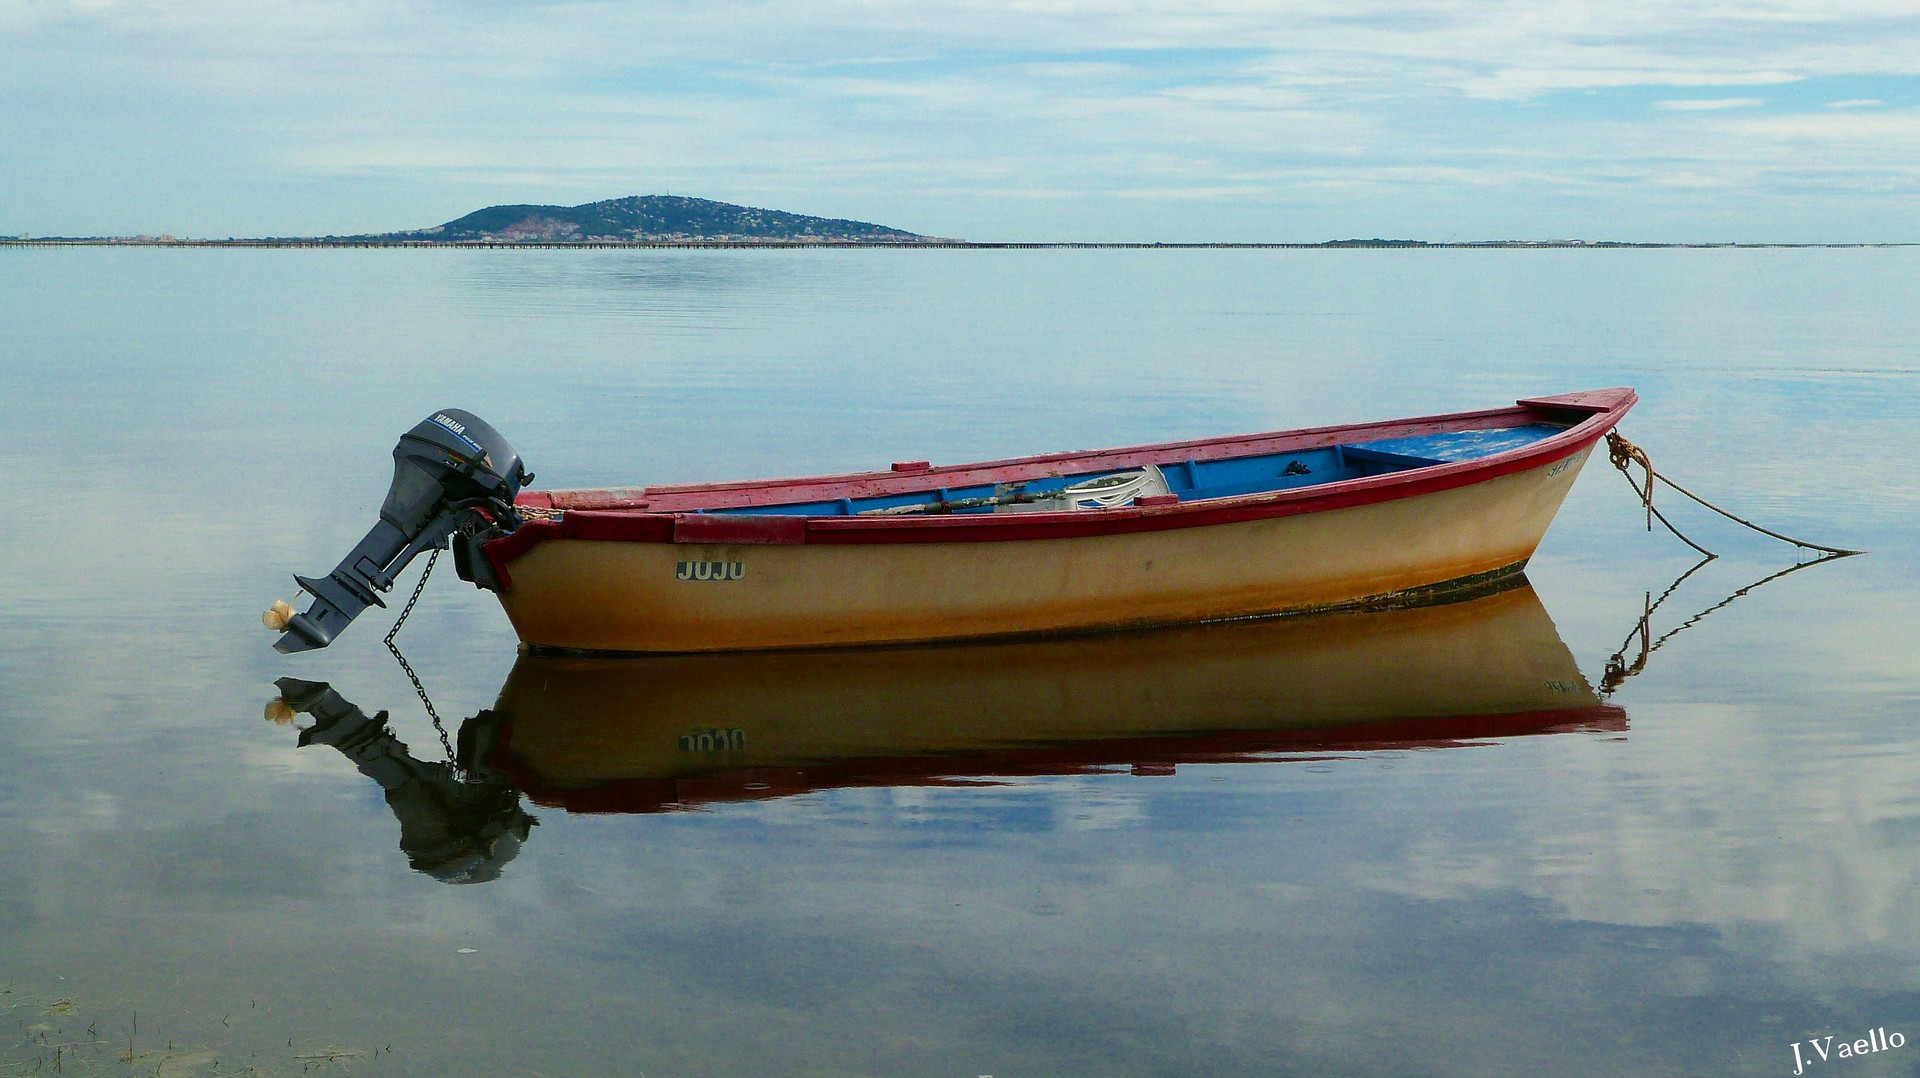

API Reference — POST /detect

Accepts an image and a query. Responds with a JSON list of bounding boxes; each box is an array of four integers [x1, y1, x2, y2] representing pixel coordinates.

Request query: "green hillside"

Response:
[[388, 195, 927, 242]]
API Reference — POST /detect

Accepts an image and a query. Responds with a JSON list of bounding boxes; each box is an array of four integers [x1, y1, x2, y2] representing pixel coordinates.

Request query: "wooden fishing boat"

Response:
[[267, 388, 1634, 654], [467, 582, 1625, 814]]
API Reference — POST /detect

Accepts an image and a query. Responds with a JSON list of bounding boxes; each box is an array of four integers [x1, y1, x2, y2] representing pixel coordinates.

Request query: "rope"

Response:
[[857, 467, 1170, 517], [1600, 551, 1851, 697], [1601, 554, 1713, 695], [1648, 467, 1860, 555], [1604, 432, 1861, 557], [383, 546, 458, 768]]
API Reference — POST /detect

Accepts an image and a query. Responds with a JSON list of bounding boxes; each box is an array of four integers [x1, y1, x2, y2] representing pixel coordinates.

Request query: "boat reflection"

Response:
[[480, 580, 1622, 814], [270, 580, 1623, 881]]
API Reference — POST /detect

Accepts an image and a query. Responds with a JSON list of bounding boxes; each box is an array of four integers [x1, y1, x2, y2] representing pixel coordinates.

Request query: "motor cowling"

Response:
[[273, 410, 530, 653]]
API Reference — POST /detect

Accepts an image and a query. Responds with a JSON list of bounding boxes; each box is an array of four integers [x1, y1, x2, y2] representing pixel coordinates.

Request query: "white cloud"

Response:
[[1655, 97, 1767, 109], [1727, 107, 1920, 141], [1460, 68, 1800, 101], [5, 0, 1920, 238]]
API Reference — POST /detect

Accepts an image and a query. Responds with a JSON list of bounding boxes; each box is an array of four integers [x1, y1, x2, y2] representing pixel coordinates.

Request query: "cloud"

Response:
[[5, 0, 1920, 238], [1655, 97, 1767, 109], [1461, 69, 1800, 101], [1728, 107, 1920, 141]]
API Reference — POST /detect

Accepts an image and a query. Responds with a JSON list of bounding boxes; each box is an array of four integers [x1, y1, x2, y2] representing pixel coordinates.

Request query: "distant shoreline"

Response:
[[2, 238, 1913, 250]]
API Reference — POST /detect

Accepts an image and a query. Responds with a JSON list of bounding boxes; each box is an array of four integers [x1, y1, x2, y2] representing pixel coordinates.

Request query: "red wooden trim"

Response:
[[482, 520, 548, 587], [1517, 388, 1631, 412], [489, 703, 1627, 815], [491, 389, 1634, 559], [672, 513, 807, 545]]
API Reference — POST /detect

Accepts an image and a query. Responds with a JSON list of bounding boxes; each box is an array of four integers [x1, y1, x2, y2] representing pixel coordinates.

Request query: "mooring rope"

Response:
[[1604, 432, 1862, 557], [1600, 551, 1852, 696], [1601, 553, 1713, 695], [383, 546, 459, 768]]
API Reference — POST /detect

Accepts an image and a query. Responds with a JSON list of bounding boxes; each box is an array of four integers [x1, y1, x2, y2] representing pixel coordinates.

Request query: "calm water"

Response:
[[3, 247, 1919, 1076]]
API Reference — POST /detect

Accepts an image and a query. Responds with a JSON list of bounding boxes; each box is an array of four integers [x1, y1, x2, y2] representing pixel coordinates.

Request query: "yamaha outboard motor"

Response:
[[272, 410, 530, 653]]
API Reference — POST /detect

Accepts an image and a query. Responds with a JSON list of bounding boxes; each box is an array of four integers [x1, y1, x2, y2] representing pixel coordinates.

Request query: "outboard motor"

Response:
[[270, 410, 530, 653]]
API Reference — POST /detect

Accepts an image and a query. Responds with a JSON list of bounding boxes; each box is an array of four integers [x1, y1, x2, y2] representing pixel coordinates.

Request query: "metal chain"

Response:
[[383, 546, 458, 767]]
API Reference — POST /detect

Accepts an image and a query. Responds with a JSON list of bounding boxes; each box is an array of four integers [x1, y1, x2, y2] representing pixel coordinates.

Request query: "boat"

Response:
[[267, 388, 1635, 654], [268, 581, 1625, 877]]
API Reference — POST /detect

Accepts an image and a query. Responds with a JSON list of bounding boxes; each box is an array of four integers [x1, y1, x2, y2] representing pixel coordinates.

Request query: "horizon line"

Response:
[[5, 238, 1917, 250]]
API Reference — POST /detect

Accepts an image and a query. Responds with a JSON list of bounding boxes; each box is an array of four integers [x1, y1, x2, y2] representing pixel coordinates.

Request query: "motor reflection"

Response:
[[270, 679, 534, 885]]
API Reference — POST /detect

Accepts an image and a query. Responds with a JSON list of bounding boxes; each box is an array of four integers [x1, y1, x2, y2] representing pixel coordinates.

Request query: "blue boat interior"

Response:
[[713, 423, 1569, 517]]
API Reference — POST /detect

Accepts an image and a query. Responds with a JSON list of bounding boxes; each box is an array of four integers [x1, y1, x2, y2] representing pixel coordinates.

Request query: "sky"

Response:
[[3, 0, 1918, 242]]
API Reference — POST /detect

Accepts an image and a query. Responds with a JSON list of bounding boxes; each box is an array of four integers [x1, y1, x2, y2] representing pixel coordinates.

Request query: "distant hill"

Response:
[[374, 195, 929, 243]]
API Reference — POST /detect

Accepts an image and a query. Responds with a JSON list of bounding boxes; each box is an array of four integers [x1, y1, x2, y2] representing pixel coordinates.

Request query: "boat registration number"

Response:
[[1546, 448, 1586, 478]]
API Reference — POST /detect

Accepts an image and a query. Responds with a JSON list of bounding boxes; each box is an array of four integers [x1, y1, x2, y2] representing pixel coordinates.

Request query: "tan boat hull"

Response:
[[495, 445, 1595, 652]]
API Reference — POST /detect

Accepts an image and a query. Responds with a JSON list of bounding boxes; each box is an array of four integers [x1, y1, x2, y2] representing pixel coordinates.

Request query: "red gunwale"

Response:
[[488, 703, 1628, 815], [487, 388, 1634, 574]]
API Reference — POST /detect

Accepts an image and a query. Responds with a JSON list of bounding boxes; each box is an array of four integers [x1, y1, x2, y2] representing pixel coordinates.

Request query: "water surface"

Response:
[[3, 247, 1918, 1075]]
